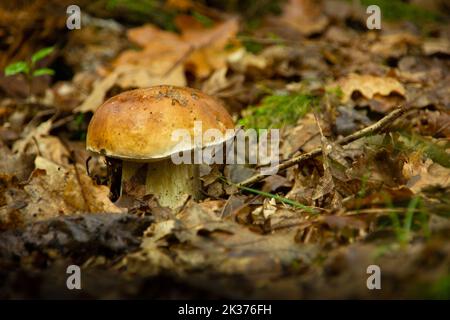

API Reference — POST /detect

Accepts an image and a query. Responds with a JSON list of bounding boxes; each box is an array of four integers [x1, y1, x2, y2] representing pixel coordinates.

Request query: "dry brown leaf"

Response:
[[404, 158, 450, 194], [0, 143, 34, 181], [279, 0, 329, 36], [21, 156, 124, 222], [127, 24, 183, 48], [127, 202, 316, 277], [12, 119, 71, 166], [201, 67, 245, 98], [338, 73, 406, 103], [262, 175, 292, 192], [281, 113, 321, 156], [12, 119, 52, 155], [125, 17, 239, 79], [423, 38, 450, 56], [179, 16, 239, 78], [76, 63, 186, 113], [201, 67, 230, 95], [370, 33, 420, 58], [227, 48, 268, 74], [75, 71, 120, 113], [76, 18, 238, 112]]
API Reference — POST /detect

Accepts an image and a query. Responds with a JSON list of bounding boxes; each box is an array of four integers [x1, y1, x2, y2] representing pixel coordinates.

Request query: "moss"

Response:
[[105, 0, 178, 31], [238, 93, 317, 130], [242, 38, 264, 54], [359, 0, 442, 25], [205, 0, 284, 20], [422, 274, 450, 299]]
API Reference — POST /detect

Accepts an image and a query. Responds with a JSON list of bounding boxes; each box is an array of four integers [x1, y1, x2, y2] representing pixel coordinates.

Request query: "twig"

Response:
[[237, 106, 412, 187]]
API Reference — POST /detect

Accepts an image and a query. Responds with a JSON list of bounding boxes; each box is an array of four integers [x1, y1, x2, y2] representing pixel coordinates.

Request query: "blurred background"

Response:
[[0, 0, 449, 299]]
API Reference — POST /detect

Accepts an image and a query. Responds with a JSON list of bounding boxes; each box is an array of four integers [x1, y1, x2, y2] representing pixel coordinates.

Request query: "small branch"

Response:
[[238, 106, 412, 187]]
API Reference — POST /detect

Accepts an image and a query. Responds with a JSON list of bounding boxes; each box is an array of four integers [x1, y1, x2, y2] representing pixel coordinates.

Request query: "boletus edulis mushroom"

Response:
[[86, 85, 234, 209]]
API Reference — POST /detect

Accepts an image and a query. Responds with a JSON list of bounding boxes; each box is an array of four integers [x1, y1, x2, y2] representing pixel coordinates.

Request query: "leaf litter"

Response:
[[0, 0, 449, 299]]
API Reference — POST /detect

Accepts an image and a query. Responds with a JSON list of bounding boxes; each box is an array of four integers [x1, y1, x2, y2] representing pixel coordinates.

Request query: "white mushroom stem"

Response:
[[121, 159, 200, 209]]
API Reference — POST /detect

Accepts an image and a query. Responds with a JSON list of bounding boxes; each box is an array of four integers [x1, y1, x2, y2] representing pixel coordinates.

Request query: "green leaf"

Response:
[[237, 184, 318, 214], [192, 11, 214, 28], [32, 68, 55, 77], [219, 176, 318, 214], [31, 47, 54, 65], [4, 61, 29, 76]]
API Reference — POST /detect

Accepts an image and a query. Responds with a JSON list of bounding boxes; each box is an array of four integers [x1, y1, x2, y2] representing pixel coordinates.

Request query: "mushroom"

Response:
[[86, 85, 235, 209]]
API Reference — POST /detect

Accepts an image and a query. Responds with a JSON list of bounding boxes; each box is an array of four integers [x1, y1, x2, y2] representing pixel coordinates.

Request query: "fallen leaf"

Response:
[[279, 0, 329, 36], [339, 74, 406, 103], [178, 16, 239, 78], [335, 106, 372, 136], [338, 73, 407, 112], [423, 38, 450, 56], [12, 119, 52, 155], [262, 174, 292, 192], [20, 156, 124, 223], [370, 33, 420, 58], [0, 142, 34, 181], [201, 67, 245, 98], [404, 158, 450, 193], [76, 63, 186, 113], [127, 202, 317, 277]]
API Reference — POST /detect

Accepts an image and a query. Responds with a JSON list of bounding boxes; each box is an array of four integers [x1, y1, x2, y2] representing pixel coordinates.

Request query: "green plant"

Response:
[[219, 176, 317, 214], [192, 11, 214, 28], [381, 195, 429, 244], [239, 93, 317, 130], [397, 133, 450, 168], [72, 113, 87, 141], [106, 0, 177, 31], [4, 46, 55, 95], [238, 184, 318, 214], [5, 47, 55, 78], [424, 274, 450, 299], [241, 38, 264, 54]]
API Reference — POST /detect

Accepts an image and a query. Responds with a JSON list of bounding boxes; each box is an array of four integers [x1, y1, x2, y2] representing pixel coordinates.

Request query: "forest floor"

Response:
[[0, 0, 449, 299]]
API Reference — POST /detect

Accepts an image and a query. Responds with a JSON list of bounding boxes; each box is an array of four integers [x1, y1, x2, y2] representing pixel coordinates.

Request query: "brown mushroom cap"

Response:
[[86, 85, 235, 160]]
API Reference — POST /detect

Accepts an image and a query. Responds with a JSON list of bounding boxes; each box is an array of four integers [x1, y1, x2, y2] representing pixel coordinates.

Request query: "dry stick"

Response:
[[237, 106, 412, 187]]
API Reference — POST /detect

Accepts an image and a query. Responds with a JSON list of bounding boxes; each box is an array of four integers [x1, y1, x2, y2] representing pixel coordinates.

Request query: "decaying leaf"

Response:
[[76, 62, 186, 113], [279, 0, 329, 36], [338, 73, 406, 113], [126, 202, 317, 277], [339, 74, 406, 103], [19, 156, 124, 223], [370, 32, 420, 58], [2, 0, 450, 300], [404, 158, 450, 194], [12, 119, 52, 155], [423, 38, 450, 56]]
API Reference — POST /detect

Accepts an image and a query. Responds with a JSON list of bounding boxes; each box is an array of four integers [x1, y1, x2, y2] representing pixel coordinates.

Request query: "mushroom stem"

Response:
[[120, 159, 200, 209], [145, 159, 200, 209]]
